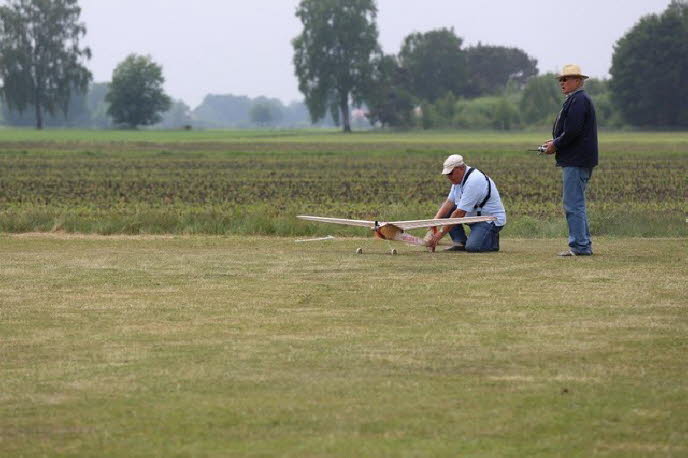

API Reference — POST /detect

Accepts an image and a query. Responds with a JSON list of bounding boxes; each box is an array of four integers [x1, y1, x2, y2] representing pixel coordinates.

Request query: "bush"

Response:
[[453, 96, 520, 130]]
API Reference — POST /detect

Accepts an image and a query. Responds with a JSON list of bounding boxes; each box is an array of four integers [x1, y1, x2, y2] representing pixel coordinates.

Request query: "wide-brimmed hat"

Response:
[[441, 154, 464, 175], [556, 64, 589, 80]]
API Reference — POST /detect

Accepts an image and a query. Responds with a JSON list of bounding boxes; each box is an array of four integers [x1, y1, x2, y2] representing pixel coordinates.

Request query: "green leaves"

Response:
[[0, 0, 92, 129], [610, 1, 688, 127], [364, 54, 417, 128], [398, 28, 466, 103], [519, 74, 561, 126], [293, 0, 380, 132], [464, 44, 538, 97], [105, 54, 172, 129]]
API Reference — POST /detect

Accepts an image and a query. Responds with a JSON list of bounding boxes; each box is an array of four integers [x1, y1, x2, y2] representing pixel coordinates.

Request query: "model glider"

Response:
[[297, 215, 497, 253]]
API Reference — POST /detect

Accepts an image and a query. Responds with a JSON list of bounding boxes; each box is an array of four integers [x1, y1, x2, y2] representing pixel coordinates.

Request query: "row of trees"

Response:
[[0, 85, 336, 129], [1, 0, 686, 130], [191, 94, 333, 128], [293, 0, 688, 131], [0, 0, 335, 130], [292, 0, 537, 132], [414, 76, 619, 131], [0, 0, 170, 129]]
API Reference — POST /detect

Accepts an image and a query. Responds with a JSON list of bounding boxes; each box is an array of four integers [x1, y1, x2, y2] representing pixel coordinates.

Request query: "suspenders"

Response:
[[460, 168, 492, 216]]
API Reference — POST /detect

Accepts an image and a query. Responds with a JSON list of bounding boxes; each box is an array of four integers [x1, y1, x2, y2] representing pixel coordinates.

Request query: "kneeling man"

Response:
[[427, 154, 507, 252]]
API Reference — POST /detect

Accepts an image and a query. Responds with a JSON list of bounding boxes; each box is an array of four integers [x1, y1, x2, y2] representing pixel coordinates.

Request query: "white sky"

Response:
[[79, 0, 672, 108]]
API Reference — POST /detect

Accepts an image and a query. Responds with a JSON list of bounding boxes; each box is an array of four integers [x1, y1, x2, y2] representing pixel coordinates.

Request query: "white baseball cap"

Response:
[[441, 154, 464, 175]]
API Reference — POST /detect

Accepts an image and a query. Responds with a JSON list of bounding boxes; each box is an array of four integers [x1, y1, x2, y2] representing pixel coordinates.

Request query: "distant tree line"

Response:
[[293, 0, 688, 131], [0, 0, 686, 130], [0, 0, 173, 129], [0, 83, 330, 129], [0, 0, 338, 130], [186, 94, 333, 129]]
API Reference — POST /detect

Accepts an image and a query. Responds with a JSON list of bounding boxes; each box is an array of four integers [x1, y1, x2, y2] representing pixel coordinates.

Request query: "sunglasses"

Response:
[[559, 77, 574, 83]]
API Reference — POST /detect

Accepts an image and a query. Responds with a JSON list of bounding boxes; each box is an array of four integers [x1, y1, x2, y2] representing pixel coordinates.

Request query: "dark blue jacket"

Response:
[[552, 90, 598, 168]]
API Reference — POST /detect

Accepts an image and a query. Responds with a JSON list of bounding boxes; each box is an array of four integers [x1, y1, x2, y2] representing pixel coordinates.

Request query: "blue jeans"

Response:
[[562, 166, 593, 254], [445, 214, 502, 252]]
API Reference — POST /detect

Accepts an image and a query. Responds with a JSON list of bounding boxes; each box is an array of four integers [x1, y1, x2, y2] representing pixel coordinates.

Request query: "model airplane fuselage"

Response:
[[297, 215, 497, 252]]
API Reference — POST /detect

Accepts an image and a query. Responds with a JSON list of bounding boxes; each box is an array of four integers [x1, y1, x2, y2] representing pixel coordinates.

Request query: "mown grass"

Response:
[[1, 235, 686, 456]]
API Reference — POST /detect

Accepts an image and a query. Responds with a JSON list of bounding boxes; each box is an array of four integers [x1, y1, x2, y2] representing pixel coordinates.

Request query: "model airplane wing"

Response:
[[298, 215, 496, 231], [297, 214, 498, 251], [390, 216, 497, 230], [297, 215, 377, 228]]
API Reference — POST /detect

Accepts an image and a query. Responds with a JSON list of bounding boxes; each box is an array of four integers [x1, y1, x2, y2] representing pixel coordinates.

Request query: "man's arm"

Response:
[[429, 201, 466, 247], [433, 199, 457, 220]]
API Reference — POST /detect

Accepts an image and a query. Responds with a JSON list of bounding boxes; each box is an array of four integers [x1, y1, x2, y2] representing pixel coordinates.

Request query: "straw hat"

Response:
[[556, 64, 589, 79]]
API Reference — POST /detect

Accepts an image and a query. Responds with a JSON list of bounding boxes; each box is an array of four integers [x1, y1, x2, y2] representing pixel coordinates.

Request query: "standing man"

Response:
[[427, 154, 507, 252], [544, 64, 598, 256]]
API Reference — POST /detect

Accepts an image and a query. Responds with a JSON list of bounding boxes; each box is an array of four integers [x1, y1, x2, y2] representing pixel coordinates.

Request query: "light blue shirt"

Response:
[[447, 166, 507, 226]]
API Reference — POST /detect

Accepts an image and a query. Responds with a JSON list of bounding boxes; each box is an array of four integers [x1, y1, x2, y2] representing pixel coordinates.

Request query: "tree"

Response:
[[250, 98, 284, 127], [106, 54, 171, 128], [157, 99, 192, 129], [492, 97, 520, 130], [250, 103, 273, 126], [193, 94, 253, 128], [364, 54, 416, 128], [519, 74, 561, 126], [292, 0, 380, 132], [610, 0, 688, 127], [0, 0, 92, 129], [86, 82, 111, 128], [398, 28, 467, 102], [282, 101, 313, 127], [1, 83, 89, 127], [464, 43, 538, 97]]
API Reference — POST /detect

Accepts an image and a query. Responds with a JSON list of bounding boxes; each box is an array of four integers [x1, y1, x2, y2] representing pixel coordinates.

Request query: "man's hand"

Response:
[[544, 140, 556, 155], [426, 230, 444, 250]]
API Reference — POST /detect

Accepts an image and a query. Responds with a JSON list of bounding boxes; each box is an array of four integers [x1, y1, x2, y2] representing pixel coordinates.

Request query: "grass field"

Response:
[[1, 234, 686, 456], [1, 129, 687, 455], [0, 128, 687, 154]]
